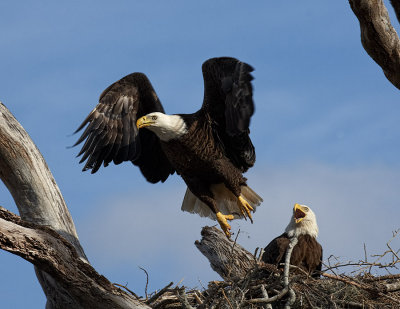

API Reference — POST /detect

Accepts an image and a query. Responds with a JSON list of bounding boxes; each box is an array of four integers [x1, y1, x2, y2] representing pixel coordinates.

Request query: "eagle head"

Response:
[[136, 112, 187, 142], [285, 203, 319, 238]]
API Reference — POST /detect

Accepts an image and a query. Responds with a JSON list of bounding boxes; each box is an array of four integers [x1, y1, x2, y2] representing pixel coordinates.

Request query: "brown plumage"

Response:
[[74, 57, 263, 238], [261, 204, 323, 278]]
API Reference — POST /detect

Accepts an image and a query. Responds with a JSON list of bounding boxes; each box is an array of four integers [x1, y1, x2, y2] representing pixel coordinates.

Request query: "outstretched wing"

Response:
[[201, 57, 256, 172], [74, 73, 175, 183]]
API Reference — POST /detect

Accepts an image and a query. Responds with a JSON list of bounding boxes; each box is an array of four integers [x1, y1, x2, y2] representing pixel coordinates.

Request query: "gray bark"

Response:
[[194, 226, 258, 281], [0, 102, 149, 308], [349, 0, 400, 90]]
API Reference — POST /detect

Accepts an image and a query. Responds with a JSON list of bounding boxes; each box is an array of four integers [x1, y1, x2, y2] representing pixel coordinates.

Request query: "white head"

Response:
[[285, 203, 319, 238], [136, 112, 188, 142]]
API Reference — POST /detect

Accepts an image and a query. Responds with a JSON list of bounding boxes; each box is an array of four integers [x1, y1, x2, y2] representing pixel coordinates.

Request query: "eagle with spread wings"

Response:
[[75, 57, 263, 238]]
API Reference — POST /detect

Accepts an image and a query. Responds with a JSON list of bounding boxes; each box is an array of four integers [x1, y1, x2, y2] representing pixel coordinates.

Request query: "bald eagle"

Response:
[[261, 204, 322, 277], [74, 57, 262, 238]]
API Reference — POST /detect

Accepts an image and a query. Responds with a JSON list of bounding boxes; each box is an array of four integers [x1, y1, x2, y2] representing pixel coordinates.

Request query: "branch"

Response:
[[247, 286, 289, 305], [282, 236, 298, 309], [0, 102, 149, 308], [349, 0, 400, 90], [0, 206, 149, 308], [322, 272, 400, 305], [0, 102, 84, 253], [194, 226, 256, 280], [177, 288, 195, 309]]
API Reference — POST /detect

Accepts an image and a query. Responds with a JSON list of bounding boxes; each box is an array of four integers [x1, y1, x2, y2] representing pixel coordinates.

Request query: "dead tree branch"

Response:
[[0, 102, 149, 308], [194, 226, 255, 281], [0, 206, 148, 308], [282, 236, 298, 309], [349, 0, 400, 90]]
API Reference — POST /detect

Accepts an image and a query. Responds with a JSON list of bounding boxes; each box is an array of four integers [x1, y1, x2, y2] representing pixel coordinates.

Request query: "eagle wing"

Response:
[[201, 57, 256, 172], [261, 233, 290, 265], [74, 73, 175, 183]]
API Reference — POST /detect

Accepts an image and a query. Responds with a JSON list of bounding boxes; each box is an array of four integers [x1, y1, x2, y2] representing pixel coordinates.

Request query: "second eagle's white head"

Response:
[[285, 203, 319, 238], [136, 112, 188, 142]]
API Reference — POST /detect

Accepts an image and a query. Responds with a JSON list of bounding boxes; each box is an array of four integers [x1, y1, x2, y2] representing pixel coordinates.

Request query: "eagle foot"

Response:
[[216, 212, 234, 238], [238, 195, 254, 223]]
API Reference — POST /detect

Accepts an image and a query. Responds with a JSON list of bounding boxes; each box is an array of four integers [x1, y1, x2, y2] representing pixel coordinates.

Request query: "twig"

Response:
[[291, 264, 321, 280], [260, 284, 273, 309], [221, 289, 234, 309], [139, 266, 149, 300], [258, 248, 264, 262], [248, 286, 289, 304], [322, 272, 400, 304], [365, 273, 400, 282], [231, 228, 240, 254], [364, 243, 367, 263], [283, 236, 298, 309], [193, 291, 203, 305], [175, 278, 184, 288], [321, 272, 367, 290], [177, 287, 195, 309], [335, 299, 366, 308], [145, 282, 173, 305], [112, 283, 141, 299]]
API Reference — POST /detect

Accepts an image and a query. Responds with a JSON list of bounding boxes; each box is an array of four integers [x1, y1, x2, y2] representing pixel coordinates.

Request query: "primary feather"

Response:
[[74, 57, 262, 237]]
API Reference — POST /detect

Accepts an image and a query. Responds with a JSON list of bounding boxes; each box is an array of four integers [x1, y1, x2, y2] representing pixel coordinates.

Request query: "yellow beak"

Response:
[[294, 203, 306, 223], [136, 116, 154, 129]]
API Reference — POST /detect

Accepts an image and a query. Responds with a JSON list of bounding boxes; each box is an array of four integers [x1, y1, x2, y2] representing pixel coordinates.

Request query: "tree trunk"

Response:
[[0, 102, 149, 309]]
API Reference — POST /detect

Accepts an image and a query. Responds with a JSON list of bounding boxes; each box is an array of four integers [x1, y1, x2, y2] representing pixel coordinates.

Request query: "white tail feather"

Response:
[[181, 183, 263, 220]]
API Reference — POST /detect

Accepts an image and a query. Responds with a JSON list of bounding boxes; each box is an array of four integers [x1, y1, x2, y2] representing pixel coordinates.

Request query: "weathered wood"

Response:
[[0, 102, 149, 308], [349, 0, 400, 90], [0, 102, 84, 253], [194, 226, 256, 281], [0, 206, 148, 309]]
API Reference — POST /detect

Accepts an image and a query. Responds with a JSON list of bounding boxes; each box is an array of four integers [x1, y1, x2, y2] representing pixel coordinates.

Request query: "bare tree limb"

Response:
[[349, 0, 400, 89], [194, 226, 256, 281], [0, 102, 149, 308], [0, 206, 148, 308], [281, 236, 298, 309], [247, 286, 289, 304], [0, 102, 84, 255]]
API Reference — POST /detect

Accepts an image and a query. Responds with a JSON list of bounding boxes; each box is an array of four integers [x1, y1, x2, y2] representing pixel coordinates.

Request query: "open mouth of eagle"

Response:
[[294, 204, 306, 223]]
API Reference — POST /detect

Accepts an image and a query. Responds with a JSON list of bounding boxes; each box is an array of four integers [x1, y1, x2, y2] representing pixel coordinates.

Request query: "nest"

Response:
[[119, 264, 400, 308], [116, 229, 400, 308]]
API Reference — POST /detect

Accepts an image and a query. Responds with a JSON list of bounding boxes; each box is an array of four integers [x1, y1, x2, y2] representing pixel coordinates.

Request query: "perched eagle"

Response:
[[74, 57, 262, 238], [261, 204, 322, 277]]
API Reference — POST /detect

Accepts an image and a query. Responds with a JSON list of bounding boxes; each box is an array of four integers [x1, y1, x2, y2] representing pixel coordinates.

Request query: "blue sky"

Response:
[[1, 1, 400, 307]]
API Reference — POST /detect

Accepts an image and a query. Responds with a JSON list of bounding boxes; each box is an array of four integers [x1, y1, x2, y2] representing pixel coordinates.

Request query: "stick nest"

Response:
[[125, 265, 400, 308]]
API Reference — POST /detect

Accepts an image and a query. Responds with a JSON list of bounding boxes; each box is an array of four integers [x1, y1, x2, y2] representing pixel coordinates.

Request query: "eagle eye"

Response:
[[151, 115, 157, 120]]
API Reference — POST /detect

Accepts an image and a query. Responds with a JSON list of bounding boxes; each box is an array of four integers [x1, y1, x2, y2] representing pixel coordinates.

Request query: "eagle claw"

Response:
[[216, 212, 234, 238], [238, 195, 254, 223]]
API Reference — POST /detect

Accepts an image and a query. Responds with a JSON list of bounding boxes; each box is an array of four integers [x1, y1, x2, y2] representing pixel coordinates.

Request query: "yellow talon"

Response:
[[216, 212, 234, 238], [238, 195, 254, 223]]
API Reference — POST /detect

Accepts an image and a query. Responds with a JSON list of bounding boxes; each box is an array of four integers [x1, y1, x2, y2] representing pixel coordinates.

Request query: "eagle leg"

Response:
[[238, 195, 254, 223], [216, 212, 235, 238]]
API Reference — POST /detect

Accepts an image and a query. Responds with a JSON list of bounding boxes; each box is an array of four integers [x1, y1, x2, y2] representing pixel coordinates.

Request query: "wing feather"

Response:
[[201, 57, 256, 172], [74, 73, 175, 182]]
